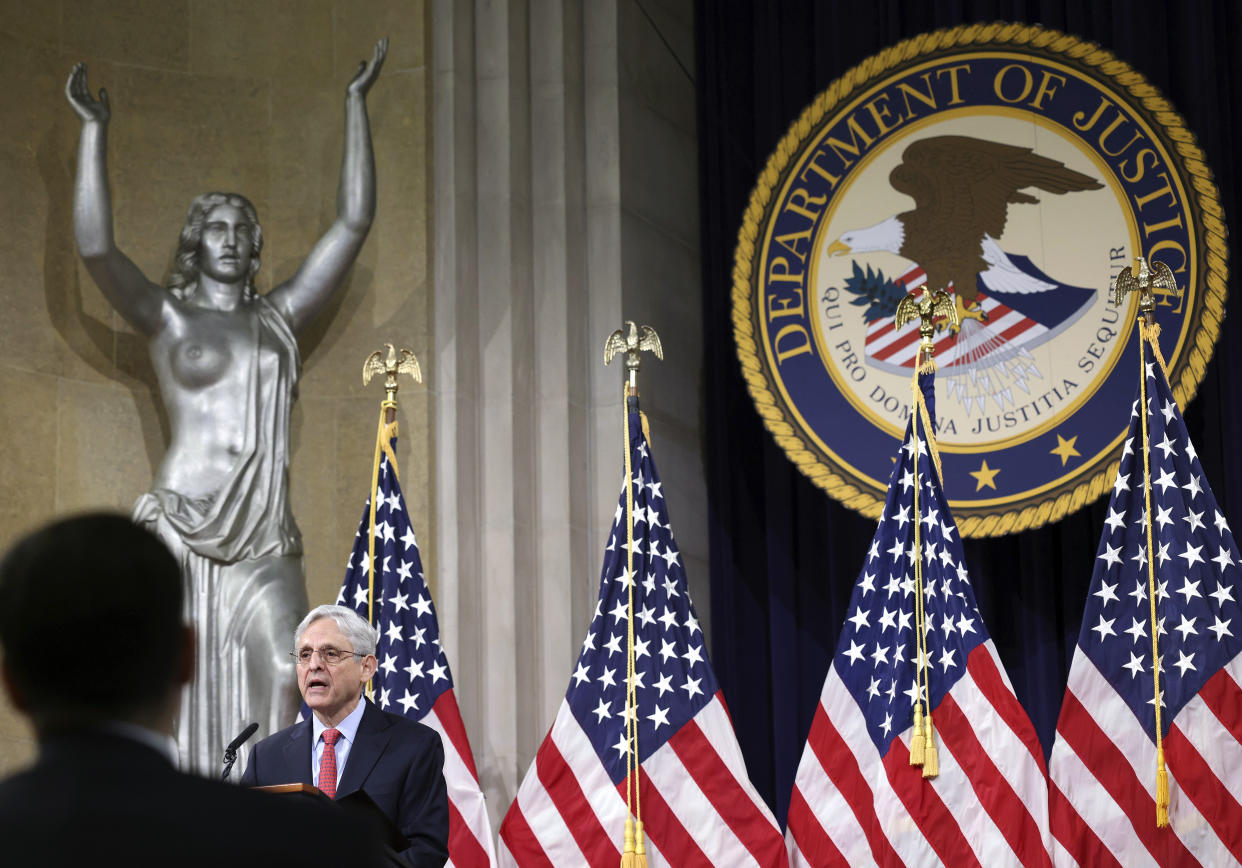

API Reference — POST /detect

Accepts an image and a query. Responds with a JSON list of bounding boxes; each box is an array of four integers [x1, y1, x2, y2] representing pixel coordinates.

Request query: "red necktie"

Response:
[[318, 728, 341, 799]]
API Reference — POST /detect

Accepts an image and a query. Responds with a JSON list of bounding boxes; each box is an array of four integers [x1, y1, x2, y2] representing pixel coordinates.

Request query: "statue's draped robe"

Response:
[[135, 297, 307, 773]]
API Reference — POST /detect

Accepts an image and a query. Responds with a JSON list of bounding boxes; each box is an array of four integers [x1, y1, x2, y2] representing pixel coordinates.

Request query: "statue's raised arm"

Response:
[[66, 63, 166, 335], [266, 37, 387, 333]]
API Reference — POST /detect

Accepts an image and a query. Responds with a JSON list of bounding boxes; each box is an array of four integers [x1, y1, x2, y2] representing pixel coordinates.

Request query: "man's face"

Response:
[[198, 203, 254, 284], [295, 618, 375, 725]]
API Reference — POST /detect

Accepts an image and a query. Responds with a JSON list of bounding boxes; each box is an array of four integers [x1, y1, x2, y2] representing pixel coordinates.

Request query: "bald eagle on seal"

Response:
[[828, 135, 1104, 328]]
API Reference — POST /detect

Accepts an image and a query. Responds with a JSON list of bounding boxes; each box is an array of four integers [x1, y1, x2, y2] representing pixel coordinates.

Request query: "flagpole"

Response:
[[620, 390, 640, 868], [604, 321, 663, 868], [361, 344, 423, 700], [895, 288, 956, 779], [1114, 256, 1179, 827]]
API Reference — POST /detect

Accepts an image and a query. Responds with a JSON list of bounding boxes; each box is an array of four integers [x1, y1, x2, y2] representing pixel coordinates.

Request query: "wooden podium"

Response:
[[252, 784, 408, 864], [253, 783, 325, 798]]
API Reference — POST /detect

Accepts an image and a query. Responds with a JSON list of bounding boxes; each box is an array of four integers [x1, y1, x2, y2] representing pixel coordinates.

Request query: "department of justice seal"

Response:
[[733, 22, 1227, 536]]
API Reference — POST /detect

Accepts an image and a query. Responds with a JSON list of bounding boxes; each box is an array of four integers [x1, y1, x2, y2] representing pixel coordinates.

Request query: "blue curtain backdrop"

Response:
[[696, 0, 1241, 825]]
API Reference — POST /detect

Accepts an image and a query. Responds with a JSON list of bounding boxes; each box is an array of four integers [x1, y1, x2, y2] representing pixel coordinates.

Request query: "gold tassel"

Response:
[[909, 703, 925, 766], [633, 820, 649, 867], [620, 816, 636, 867], [921, 717, 939, 778], [1156, 747, 1170, 827], [918, 357, 937, 375]]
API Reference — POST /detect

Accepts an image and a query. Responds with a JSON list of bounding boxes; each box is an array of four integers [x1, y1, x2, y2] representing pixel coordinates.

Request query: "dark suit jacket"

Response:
[[242, 699, 449, 868], [0, 730, 389, 868]]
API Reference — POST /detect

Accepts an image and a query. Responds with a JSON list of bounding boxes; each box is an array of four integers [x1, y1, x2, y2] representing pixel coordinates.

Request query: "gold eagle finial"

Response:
[[363, 343, 422, 404], [1113, 256, 1178, 318], [604, 321, 662, 395], [895, 288, 957, 363], [604, 321, 663, 367]]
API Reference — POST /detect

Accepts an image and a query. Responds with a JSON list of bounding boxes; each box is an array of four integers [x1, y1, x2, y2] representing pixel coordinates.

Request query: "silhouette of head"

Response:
[[0, 513, 189, 731]]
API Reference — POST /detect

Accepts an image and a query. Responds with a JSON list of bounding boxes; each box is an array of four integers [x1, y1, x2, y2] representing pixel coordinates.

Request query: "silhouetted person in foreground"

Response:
[[0, 513, 389, 867]]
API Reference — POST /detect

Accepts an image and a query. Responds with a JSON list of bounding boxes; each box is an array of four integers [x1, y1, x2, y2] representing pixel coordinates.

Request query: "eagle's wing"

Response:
[[638, 326, 663, 360], [396, 349, 423, 383], [894, 136, 1102, 242], [1113, 265, 1140, 306], [603, 330, 627, 365], [932, 291, 959, 331], [894, 294, 920, 330], [362, 350, 385, 386], [1151, 260, 1178, 293], [978, 235, 1057, 294]]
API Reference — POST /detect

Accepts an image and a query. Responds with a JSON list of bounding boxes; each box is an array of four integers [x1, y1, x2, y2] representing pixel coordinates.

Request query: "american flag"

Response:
[[785, 372, 1052, 866], [497, 411, 787, 866], [1048, 358, 1242, 866], [336, 432, 497, 866]]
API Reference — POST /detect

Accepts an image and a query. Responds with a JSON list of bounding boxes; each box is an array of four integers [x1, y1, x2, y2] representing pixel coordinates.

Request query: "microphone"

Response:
[[221, 722, 259, 782], [226, 722, 259, 754]]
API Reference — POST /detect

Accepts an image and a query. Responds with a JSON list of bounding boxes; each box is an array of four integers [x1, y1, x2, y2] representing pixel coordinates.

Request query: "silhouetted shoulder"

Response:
[[0, 733, 389, 868]]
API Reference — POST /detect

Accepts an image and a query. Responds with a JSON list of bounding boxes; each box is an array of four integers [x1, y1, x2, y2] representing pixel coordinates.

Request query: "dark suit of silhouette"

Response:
[[242, 699, 449, 868], [0, 730, 388, 868]]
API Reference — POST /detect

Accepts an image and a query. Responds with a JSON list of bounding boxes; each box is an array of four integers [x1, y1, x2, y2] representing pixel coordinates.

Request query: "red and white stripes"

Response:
[[499, 693, 788, 867], [423, 691, 498, 867], [786, 642, 1052, 868], [1049, 649, 1242, 867]]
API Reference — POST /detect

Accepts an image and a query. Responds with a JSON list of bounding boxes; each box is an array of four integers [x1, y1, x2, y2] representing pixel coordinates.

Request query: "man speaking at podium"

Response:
[[242, 605, 449, 867], [0, 515, 387, 868]]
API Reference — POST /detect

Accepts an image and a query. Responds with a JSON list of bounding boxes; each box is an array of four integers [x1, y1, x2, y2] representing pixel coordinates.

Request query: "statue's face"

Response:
[[198, 203, 255, 284]]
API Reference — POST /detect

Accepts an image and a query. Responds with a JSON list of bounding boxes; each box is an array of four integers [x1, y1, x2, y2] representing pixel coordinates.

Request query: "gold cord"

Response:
[[909, 400, 926, 768], [364, 400, 396, 698], [1141, 319, 1171, 381], [365, 400, 400, 698], [907, 370, 942, 777], [1137, 327, 1170, 826], [620, 386, 644, 865]]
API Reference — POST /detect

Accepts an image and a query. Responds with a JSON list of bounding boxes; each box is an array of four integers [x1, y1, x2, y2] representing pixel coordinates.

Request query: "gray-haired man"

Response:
[[242, 605, 449, 867]]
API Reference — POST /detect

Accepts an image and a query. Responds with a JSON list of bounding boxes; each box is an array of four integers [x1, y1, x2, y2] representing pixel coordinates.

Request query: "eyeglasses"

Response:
[[291, 646, 366, 666]]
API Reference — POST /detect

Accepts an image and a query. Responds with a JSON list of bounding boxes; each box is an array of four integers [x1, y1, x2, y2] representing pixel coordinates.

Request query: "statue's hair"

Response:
[[168, 192, 264, 300], [294, 604, 379, 658]]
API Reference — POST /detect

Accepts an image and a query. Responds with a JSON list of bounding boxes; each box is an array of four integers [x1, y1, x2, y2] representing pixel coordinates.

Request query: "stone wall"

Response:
[[430, 0, 702, 814], [0, 0, 432, 774]]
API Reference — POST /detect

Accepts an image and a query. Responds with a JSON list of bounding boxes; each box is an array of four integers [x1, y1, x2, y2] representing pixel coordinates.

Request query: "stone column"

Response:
[[431, 0, 701, 816]]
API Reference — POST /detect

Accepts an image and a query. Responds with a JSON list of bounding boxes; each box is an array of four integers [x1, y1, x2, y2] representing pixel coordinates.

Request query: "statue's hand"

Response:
[[346, 37, 387, 98], [66, 63, 110, 124]]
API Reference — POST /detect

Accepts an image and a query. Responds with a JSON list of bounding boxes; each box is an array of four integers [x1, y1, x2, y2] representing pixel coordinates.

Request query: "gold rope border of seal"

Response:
[[731, 20, 1229, 538]]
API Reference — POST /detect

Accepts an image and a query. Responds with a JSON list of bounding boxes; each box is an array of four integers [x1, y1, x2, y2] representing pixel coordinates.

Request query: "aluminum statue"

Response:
[[65, 38, 388, 773]]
